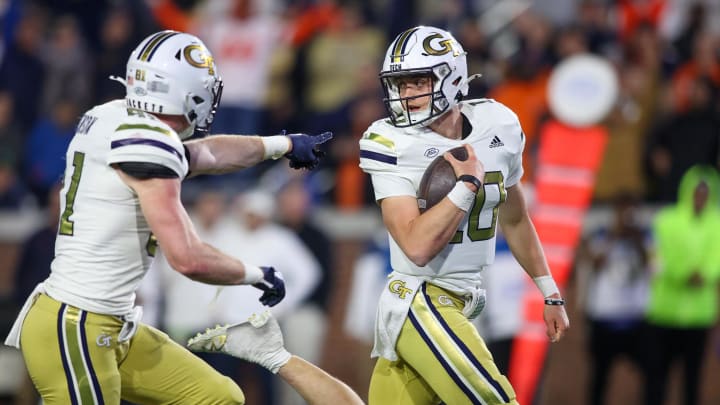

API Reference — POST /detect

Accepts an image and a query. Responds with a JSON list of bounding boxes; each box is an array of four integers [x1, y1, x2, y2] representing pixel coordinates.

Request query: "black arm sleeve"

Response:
[[117, 162, 179, 179]]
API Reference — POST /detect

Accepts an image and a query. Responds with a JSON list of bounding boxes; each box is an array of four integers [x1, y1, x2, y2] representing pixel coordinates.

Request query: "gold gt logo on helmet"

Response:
[[422, 33, 460, 57], [183, 44, 215, 75]]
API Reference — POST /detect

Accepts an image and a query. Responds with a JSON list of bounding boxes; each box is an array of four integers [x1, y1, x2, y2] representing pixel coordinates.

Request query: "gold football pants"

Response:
[[20, 293, 244, 404], [369, 283, 518, 405]]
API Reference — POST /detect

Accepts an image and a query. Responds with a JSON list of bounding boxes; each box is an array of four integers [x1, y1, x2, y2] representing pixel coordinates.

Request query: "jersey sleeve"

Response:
[[358, 128, 415, 201], [107, 121, 189, 178], [497, 106, 525, 188], [505, 130, 525, 188]]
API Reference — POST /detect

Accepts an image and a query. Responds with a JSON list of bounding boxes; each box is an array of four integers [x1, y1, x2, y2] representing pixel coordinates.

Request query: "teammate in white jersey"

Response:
[[358, 26, 570, 405], [2, 30, 359, 405]]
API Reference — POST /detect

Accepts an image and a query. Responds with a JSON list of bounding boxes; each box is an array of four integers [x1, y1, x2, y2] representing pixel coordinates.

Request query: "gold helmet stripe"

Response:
[[139, 31, 177, 62], [391, 27, 419, 63], [136, 32, 164, 61], [146, 32, 180, 61]]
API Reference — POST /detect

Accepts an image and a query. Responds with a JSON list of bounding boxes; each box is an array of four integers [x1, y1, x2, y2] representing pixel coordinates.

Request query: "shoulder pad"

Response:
[[107, 117, 188, 178], [359, 120, 402, 174]]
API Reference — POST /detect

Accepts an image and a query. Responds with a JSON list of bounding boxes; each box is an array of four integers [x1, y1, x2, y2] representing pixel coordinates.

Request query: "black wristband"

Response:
[[544, 298, 565, 306], [457, 174, 482, 191]]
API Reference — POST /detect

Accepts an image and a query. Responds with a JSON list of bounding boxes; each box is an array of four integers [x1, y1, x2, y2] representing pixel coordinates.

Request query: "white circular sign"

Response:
[[547, 54, 619, 127]]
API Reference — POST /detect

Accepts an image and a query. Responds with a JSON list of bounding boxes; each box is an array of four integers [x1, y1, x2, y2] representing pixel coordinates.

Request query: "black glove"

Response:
[[252, 266, 286, 307], [284, 131, 333, 170]]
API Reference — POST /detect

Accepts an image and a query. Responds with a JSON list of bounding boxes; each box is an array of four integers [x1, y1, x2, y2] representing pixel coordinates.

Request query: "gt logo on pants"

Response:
[[389, 280, 413, 300], [96, 333, 112, 347]]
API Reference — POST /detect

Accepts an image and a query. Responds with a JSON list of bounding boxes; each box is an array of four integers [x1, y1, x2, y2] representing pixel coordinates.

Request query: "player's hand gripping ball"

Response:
[[417, 146, 468, 213]]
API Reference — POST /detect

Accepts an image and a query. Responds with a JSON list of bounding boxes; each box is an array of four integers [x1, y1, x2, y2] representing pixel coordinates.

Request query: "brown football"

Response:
[[417, 146, 468, 212]]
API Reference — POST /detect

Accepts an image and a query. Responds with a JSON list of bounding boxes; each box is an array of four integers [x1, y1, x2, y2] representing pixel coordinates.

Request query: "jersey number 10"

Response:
[[450, 171, 506, 243]]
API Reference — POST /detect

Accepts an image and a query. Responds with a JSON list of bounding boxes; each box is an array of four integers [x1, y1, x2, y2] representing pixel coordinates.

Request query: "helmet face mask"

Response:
[[380, 26, 471, 128], [124, 31, 223, 139], [380, 64, 454, 127]]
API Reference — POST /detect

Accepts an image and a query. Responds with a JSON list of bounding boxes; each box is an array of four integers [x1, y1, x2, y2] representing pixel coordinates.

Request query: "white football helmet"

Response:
[[123, 31, 223, 139], [380, 26, 476, 128]]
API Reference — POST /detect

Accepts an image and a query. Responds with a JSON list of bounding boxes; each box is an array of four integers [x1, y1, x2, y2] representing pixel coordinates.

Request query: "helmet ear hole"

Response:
[[192, 95, 204, 104]]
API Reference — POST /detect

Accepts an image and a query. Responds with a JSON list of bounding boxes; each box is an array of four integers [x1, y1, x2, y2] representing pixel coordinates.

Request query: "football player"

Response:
[[4, 30, 333, 404], [358, 26, 570, 404]]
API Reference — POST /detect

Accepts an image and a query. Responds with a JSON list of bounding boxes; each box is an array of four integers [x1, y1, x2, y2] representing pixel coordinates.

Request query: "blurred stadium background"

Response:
[[0, 0, 719, 404]]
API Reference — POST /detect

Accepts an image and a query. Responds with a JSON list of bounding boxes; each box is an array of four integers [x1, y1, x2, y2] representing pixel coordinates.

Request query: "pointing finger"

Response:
[[314, 131, 333, 144]]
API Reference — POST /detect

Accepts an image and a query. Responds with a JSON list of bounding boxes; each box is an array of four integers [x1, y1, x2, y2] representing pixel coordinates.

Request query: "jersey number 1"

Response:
[[59, 151, 85, 236], [59, 151, 159, 257]]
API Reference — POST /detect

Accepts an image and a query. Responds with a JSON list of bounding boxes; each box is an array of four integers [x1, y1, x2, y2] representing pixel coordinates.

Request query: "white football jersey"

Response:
[[44, 99, 189, 315], [359, 99, 525, 295]]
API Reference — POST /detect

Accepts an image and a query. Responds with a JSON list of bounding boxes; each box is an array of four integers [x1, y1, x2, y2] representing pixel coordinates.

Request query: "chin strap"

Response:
[[109, 75, 127, 88]]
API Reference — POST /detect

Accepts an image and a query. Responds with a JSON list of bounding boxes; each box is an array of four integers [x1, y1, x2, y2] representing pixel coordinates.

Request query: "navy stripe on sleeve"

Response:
[[111, 138, 183, 161], [360, 149, 397, 165]]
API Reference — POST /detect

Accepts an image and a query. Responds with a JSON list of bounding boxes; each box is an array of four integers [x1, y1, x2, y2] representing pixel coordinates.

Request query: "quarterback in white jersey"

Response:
[[360, 98, 523, 296], [3, 31, 343, 405], [359, 26, 569, 405]]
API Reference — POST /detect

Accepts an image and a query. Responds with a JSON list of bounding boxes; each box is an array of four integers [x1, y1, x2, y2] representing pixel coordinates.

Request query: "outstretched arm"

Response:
[[184, 131, 332, 176], [499, 183, 570, 342], [184, 134, 284, 176], [278, 357, 365, 405]]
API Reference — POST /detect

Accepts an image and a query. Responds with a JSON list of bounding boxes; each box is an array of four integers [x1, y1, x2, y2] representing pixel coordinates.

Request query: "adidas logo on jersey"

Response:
[[489, 136, 504, 148]]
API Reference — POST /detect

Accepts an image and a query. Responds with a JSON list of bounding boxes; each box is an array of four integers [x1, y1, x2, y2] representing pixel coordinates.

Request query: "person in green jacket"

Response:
[[644, 164, 720, 405]]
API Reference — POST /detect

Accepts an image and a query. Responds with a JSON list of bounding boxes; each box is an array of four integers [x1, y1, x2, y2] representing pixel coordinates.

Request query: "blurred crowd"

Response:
[[1, 0, 720, 404], [0, 0, 719, 210]]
